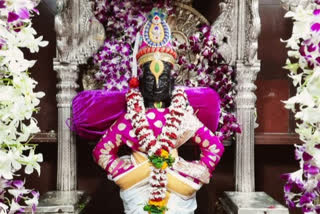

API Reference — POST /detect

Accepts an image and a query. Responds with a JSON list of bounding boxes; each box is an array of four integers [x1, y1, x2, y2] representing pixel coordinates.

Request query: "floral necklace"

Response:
[[126, 87, 189, 213]]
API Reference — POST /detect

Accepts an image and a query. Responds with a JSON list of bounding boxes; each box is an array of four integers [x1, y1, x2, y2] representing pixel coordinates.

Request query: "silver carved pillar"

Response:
[[235, 0, 260, 193], [55, 62, 78, 191], [32, 62, 89, 214], [218, 0, 289, 213], [234, 61, 259, 192], [32, 0, 105, 212]]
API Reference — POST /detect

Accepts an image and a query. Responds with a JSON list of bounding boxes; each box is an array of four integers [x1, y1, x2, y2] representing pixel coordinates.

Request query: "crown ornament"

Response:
[[130, 8, 178, 88], [136, 8, 177, 66]]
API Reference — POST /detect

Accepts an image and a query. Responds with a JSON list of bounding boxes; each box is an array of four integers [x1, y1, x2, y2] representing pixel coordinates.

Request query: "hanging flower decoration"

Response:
[[281, 1, 320, 213], [93, 0, 240, 140], [126, 87, 191, 213], [171, 25, 240, 140], [0, 0, 47, 213]]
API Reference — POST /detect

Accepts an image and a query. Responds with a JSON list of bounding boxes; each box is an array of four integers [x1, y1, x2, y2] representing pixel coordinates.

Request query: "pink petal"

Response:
[[7, 12, 19, 23], [33, 8, 39, 15], [0, 0, 5, 9], [314, 9, 320, 15], [311, 23, 320, 32], [17, 8, 30, 19]]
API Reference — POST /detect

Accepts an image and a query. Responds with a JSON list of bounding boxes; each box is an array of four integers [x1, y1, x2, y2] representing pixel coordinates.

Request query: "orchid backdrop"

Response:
[[282, 0, 320, 213], [93, 0, 240, 141], [0, 0, 47, 213]]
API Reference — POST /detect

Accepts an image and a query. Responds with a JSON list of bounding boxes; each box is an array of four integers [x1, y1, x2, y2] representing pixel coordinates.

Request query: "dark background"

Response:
[[25, 0, 301, 213]]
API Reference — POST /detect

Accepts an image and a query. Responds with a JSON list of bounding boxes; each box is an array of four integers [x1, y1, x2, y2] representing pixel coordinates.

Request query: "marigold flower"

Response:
[[149, 199, 166, 207], [161, 162, 168, 170], [160, 149, 169, 159]]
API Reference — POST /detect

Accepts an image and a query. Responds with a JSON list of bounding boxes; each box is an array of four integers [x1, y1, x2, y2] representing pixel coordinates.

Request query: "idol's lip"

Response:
[[154, 91, 165, 95]]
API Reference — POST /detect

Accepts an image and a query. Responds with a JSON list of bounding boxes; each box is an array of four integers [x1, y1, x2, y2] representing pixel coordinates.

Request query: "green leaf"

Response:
[[143, 204, 167, 214]]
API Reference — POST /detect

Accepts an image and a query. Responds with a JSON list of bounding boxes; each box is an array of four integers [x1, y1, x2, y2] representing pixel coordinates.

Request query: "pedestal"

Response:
[[30, 191, 90, 214], [220, 192, 289, 214]]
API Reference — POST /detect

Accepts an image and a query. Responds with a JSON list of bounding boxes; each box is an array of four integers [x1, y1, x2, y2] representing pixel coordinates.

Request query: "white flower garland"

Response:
[[126, 87, 190, 212], [126, 88, 189, 156], [282, 1, 320, 213], [0, 0, 48, 213]]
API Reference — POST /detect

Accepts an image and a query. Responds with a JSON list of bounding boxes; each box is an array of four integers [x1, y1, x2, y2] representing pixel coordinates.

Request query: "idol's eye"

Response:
[[146, 75, 154, 82], [159, 75, 168, 81]]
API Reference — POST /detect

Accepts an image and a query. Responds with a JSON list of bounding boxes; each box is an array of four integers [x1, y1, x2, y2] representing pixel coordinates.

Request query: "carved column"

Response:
[[234, 61, 259, 192], [31, 0, 104, 212], [233, 0, 260, 193], [219, 0, 289, 213], [55, 62, 79, 191]]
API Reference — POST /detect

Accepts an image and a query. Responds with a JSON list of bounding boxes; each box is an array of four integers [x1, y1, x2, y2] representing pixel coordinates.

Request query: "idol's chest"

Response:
[[143, 108, 203, 147]]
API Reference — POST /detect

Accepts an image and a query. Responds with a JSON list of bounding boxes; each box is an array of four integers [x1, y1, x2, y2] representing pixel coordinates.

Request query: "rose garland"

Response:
[[281, 0, 320, 213], [0, 0, 47, 213], [94, 0, 240, 142], [126, 87, 189, 213]]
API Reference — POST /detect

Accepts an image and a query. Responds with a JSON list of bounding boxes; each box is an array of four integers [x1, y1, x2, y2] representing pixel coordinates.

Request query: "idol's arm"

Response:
[[172, 125, 224, 184], [92, 116, 134, 179], [191, 126, 225, 176]]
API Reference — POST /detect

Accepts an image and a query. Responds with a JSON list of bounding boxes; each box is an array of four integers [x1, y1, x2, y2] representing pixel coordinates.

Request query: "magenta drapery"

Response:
[[71, 87, 221, 140]]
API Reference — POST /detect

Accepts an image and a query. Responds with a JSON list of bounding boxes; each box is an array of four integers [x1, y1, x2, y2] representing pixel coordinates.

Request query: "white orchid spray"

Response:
[[0, 0, 47, 213], [282, 0, 320, 213]]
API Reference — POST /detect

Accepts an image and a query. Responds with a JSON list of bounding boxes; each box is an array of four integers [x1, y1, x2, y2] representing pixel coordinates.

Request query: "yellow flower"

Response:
[[160, 149, 169, 159], [161, 162, 168, 170], [149, 199, 166, 207]]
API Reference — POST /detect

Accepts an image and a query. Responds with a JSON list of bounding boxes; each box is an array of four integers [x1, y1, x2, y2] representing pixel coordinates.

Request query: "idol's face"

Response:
[[140, 61, 173, 104]]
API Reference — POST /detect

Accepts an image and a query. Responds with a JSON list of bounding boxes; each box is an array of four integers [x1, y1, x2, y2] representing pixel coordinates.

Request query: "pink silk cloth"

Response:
[[72, 87, 221, 140]]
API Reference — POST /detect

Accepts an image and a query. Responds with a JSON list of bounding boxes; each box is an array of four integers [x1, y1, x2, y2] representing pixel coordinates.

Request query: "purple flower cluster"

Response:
[[0, 178, 39, 213], [93, 1, 240, 140], [298, 3, 320, 70], [0, 0, 39, 31], [282, 145, 320, 213], [299, 37, 320, 70], [172, 25, 241, 140], [93, 0, 172, 90], [282, 2, 320, 212]]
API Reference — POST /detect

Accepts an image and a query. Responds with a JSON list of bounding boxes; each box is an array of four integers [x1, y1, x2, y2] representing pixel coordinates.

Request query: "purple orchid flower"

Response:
[[0, 38, 5, 50], [7, 12, 19, 23], [300, 192, 316, 205], [12, 180, 24, 189], [17, 8, 30, 19], [303, 164, 320, 175], [0, 0, 5, 8], [31, 191, 40, 199], [311, 23, 320, 32], [307, 43, 317, 52], [302, 152, 313, 161]]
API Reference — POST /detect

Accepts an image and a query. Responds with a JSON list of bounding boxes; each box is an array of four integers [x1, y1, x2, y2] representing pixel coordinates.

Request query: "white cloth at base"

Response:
[[120, 178, 197, 214]]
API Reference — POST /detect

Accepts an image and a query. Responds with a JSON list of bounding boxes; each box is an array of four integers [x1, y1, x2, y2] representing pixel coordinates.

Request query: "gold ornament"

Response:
[[150, 59, 164, 86]]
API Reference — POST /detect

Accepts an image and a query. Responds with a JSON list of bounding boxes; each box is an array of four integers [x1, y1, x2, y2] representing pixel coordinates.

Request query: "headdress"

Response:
[[130, 8, 177, 88]]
